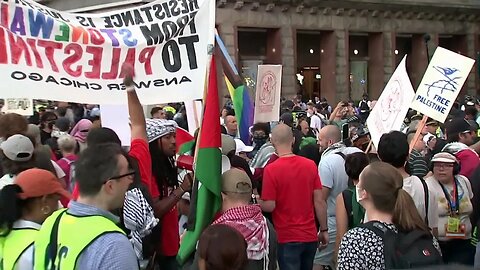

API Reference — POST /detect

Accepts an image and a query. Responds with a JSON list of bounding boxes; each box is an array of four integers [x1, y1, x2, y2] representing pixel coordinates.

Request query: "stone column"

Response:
[[368, 32, 384, 99], [336, 29, 349, 102], [466, 32, 477, 95], [410, 34, 428, 89], [320, 31, 337, 103], [281, 26, 296, 98]]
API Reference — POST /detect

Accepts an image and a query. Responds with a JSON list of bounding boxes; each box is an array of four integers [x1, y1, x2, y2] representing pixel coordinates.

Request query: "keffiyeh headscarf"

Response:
[[321, 141, 346, 158], [145, 118, 178, 143], [213, 205, 269, 263], [70, 119, 92, 143], [123, 188, 159, 260]]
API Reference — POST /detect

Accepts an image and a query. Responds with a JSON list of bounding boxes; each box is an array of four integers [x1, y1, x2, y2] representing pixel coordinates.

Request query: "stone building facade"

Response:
[[42, 0, 480, 103]]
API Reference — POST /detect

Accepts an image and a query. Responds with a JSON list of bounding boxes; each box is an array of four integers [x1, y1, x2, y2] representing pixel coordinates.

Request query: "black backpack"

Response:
[[361, 221, 443, 269]]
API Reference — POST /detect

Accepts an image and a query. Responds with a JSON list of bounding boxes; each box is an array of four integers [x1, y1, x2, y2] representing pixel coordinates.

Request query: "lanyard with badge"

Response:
[[439, 177, 466, 238]]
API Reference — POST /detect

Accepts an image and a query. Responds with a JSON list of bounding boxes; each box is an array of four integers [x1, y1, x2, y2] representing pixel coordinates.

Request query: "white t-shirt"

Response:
[[309, 114, 323, 132], [403, 175, 439, 230], [425, 175, 473, 241]]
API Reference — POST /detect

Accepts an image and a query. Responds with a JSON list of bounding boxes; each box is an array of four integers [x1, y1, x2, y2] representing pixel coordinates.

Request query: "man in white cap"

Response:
[[234, 138, 254, 162]]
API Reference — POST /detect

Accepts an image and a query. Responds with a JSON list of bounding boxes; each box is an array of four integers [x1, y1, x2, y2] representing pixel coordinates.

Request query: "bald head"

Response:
[[322, 125, 341, 142], [318, 125, 341, 151], [271, 123, 294, 147], [225, 115, 238, 135]]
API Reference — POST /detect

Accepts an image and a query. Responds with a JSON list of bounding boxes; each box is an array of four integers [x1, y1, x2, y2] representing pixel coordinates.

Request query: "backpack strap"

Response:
[[419, 177, 429, 227], [61, 157, 74, 165], [342, 189, 354, 228], [335, 151, 346, 160], [360, 221, 397, 268]]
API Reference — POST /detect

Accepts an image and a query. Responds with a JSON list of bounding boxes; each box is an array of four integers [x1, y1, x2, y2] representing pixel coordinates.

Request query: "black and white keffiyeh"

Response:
[[123, 188, 159, 260], [145, 118, 178, 143]]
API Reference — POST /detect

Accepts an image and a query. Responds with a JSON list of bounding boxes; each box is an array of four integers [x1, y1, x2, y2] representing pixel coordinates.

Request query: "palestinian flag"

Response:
[[177, 54, 222, 264], [176, 127, 195, 155]]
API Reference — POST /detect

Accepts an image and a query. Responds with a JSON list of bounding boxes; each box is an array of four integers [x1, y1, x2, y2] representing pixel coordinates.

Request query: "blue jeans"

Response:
[[278, 241, 317, 270]]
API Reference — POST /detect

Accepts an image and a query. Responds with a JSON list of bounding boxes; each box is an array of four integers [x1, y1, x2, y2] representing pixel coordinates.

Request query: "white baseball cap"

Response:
[[0, 134, 34, 162], [234, 139, 254, 154]]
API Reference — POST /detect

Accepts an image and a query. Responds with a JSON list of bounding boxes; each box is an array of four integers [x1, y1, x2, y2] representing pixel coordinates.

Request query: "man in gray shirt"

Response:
[[34, 143, 138, 270], [315, 125, 361, 270]]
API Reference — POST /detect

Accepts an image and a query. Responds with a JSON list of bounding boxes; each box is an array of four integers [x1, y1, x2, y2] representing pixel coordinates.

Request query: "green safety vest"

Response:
[[0, 228, 38, 270], [34, 209, 125, 270]]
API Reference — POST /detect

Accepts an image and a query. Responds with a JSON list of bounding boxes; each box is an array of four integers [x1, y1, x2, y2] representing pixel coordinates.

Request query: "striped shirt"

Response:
[[408, 149, 429, 179]]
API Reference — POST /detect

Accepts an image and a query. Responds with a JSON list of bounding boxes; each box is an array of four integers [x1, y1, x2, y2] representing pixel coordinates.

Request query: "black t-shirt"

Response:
[[292, 129, 303, 155], [40, 129, 51, 145]]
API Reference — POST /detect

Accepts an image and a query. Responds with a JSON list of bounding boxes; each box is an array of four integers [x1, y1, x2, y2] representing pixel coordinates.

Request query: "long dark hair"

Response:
[[0, 185, 28, 235], [149, 139, 177, 199]]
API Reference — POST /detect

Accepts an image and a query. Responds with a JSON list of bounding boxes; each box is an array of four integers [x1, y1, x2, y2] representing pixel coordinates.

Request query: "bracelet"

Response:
[[320, 229, 328, 233], [126, 85, 135, 92], [179, 185, 186, 193]]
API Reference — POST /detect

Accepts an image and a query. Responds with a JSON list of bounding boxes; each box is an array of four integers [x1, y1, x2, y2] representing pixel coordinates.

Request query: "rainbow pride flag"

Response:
[[215, 33, 254, 145]]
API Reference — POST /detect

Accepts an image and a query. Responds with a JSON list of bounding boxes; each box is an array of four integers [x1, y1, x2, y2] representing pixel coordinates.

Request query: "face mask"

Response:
[[355, 185, 364, 203], [253, 137, 267, 147]]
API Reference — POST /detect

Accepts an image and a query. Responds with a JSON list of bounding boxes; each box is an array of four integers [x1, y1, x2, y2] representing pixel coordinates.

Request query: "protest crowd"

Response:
[[2, 59, 480, 270], [0, 3, 480, 270]]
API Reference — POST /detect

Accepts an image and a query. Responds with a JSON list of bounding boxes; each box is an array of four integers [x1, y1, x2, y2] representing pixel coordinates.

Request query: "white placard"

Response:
[[185, 99, 203, 135], [1, 98, 34, 116], [367, 56, 415, 149], [410, 47, 475, 123], [100, 104, 131, 146], [254, 65, 282, 123]]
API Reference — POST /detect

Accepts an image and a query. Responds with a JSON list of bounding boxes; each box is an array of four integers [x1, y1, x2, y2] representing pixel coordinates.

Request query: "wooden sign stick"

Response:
[[408, 115, 428, 154]]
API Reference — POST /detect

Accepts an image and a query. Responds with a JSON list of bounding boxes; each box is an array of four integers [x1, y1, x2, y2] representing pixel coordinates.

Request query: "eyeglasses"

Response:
[[433, 163, 454, 169], [110, 170, 136, 180]]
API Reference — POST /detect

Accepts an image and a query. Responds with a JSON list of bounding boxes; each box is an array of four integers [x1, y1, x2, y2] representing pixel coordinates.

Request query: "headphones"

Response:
[[429, 152, 461, 175]]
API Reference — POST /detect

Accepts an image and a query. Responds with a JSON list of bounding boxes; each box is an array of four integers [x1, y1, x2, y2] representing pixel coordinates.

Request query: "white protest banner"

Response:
[[1, 98, 33, 116], [410, 47, 475, 123], [0, 0, 215, 104], [254, 65, 282, 123], [367, 56, 415, 149]]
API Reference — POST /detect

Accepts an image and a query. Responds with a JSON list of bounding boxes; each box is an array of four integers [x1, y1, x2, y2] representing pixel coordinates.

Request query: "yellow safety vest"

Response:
[[34, 209, 125, 270], [0, 228, 38, 270]]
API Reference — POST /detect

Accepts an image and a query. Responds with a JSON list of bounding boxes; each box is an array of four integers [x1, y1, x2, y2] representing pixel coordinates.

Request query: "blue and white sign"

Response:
[[410, 47, 475, 123]]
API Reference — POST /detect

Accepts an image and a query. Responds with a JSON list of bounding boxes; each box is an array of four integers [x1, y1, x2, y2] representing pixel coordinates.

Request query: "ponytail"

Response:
[[393, 189, 430, 233], [0, 184, 24, 236]]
